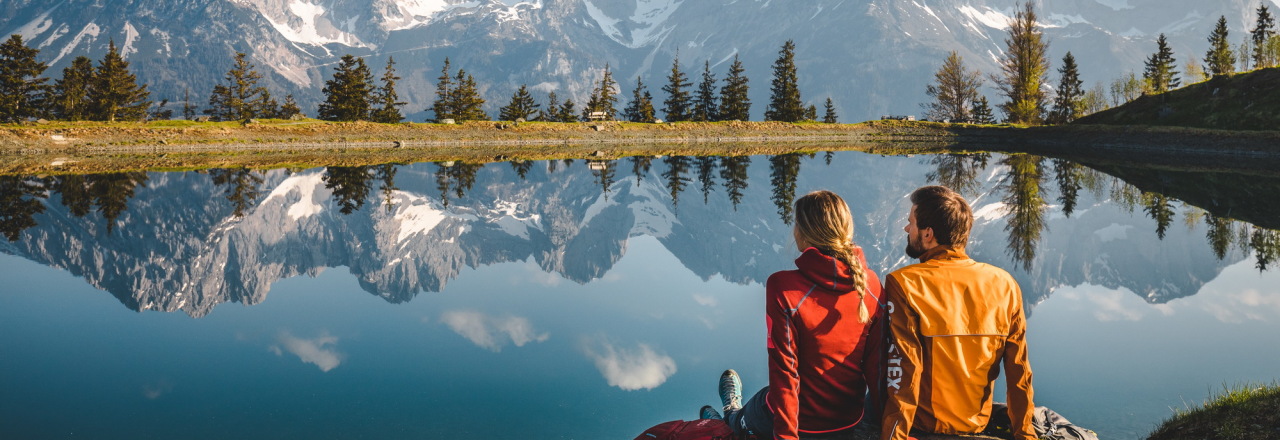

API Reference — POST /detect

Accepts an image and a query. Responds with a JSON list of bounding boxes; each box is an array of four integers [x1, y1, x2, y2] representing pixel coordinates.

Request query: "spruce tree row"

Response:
[[0, 35, 150, 123]]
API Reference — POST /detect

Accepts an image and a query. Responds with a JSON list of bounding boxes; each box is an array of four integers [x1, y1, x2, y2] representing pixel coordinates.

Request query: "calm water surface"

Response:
[[1, 149, 1278, 439]]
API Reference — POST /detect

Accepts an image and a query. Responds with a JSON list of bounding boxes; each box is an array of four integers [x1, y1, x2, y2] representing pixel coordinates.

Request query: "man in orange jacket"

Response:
[[881, 185, 1036, 440]]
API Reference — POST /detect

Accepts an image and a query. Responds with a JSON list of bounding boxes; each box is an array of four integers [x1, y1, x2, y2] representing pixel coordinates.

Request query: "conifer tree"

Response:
[[1143, 34, 1180, 93], [370, 56, 406, 123], [499, 84, 539, 121], [924, 51, 982, 123], [88, 40, 150, 122], [255, 89, 279, 119], [804, 104, 817, 121], [583, 64, 618, 120], [0, 34, 49, 123], [718, 54, 751, 121], [541, 91, 561, 122], [995, 2, 1049, 125], [432, 58, 454, 121], [181, 88, 197, 120], [696, 156, 717, 203], [769, 153, 801, 223], [970, 95, 997, 124], [1205, 15, 1236, 77], [150, 99, 173, 120], [207, 52, 271, 121], [1252, 4, 1277, 68], [661, 155, 692, 211], [822, 97, 838, 123], [662, 54, 691, 122], [719, 156, 750, 210], [558, 98, 577, 123], [691, 61, 717, 122], [52, 56, 93, 121], [318, 54, 373, 121], [766, 40, 804, 122], [1048, 52, 1085, 124], [278, 94, 301, 119], [451, 69, 487, 121], [622, 76, 656, 122]]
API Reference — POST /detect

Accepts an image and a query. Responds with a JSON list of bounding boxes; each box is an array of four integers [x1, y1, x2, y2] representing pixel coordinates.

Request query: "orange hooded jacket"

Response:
[[880, 246, 1035, 440]]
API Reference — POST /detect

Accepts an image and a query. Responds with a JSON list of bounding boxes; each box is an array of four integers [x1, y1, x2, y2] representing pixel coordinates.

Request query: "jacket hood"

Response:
[[794, 247, 863, 294]]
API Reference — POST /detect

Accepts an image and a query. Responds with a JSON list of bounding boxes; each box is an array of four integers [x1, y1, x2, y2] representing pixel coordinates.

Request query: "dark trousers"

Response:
[[724, 386, 773, 437]]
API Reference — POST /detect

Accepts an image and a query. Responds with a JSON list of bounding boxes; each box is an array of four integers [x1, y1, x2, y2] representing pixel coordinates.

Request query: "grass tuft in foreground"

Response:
[[1146, 382, 1280, 440]]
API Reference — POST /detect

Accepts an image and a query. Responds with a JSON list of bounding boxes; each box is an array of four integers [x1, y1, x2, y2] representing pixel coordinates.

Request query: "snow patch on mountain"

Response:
[[264, 172, 326, 220], [149, 29, 172, 55], [50, 23, 100, 65], [380, 0, 453, 31], [958, 5, 1010, 30], [583, 0, 681, 49], [12, 9, 55, 41], [258, 0, 370, 48], [1093, 0, 1134, 11], [394, 192, 449, 242], [121, 22, 139, 58]]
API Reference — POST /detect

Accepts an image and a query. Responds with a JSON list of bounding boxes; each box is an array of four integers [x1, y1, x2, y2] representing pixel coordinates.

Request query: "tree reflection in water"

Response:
[[209, 167, 264, 218], [997, 154, 1047, 272], [769, 153, 801, 225], [3, 151, 1279, 272]]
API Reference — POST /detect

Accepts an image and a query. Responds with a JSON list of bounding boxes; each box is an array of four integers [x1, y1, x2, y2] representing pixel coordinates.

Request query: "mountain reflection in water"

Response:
[[1, 150, 1279, 317]]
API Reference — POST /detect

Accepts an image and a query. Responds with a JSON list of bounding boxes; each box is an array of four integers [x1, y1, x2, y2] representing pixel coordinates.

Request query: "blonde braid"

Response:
[[839, 240, 870, 324], [795, 190, 870, 323]]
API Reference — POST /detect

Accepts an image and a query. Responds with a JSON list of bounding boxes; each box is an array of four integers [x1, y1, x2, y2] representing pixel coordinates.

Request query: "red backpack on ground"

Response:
[[633, 418, 736, 440]]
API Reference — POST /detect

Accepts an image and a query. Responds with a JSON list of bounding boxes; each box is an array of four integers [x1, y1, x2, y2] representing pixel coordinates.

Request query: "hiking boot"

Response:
[[699, 405, 723, 420], [719, 369, 743, 413]]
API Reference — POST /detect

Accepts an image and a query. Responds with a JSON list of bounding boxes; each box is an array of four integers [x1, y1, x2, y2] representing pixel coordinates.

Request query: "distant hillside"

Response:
[[1075, 67, 1280, 131]]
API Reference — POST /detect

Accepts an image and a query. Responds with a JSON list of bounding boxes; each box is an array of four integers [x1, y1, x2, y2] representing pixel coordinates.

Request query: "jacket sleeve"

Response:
[[1003, 284, 1036, 440], [765, 275, 802, 440], [860, 269, 886, 426], [881, 274, 923, 440]]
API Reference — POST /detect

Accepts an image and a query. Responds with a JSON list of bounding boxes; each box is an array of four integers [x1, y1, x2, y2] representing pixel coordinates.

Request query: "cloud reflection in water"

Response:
[[582, 337, 677, 391], [270, 331, 344, 372], [440, 310, 549, 352]]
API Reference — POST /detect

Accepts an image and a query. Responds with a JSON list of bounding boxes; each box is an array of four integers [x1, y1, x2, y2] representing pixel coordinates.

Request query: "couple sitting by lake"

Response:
[[698, 186, 1093, 440]]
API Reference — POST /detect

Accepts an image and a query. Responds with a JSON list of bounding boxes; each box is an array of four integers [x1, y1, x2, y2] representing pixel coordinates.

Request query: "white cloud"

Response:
[[582, 338, 677, 391], [1082, 289, 1146, 322], [441, 310, 549, 352], [142, 379, 173, 400], [271, 331, 344, 372], [692, 293, 718, 307]]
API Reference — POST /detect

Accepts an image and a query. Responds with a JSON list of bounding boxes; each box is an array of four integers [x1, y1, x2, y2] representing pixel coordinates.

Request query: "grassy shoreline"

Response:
[[3, 119, 1280, 176], [1146, 383, 1280, 440]]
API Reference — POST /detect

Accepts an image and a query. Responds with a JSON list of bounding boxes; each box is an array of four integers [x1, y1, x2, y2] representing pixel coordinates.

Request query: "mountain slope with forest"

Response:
[[1074, 67, 1280, 131]]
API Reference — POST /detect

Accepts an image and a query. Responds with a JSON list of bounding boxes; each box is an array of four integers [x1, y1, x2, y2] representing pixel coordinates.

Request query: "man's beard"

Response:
[[905, 230, 926, 259]]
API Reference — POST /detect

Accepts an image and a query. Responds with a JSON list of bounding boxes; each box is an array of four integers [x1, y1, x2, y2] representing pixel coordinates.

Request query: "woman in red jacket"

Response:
[[702, 190, 884, 440]]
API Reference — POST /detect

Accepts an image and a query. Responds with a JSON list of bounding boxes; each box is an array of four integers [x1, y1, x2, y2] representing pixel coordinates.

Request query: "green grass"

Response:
[[1146, 382, 1280, 440], [1076, 67, 1280, 131]]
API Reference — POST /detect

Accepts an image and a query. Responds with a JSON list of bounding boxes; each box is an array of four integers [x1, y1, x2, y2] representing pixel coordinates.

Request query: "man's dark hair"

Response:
[[910, 185, 973, 247]]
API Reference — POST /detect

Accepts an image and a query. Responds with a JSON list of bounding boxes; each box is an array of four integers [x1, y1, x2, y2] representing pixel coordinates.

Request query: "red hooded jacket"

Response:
[[765, 246, 885, 440]]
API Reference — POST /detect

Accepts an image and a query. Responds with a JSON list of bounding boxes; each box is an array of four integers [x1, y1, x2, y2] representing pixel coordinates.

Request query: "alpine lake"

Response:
[[2, 143, 1279, 440]]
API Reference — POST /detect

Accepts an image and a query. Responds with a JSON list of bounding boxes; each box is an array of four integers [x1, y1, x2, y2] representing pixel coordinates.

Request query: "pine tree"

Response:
[[583, 64, 618, 120], [661, 155, 692, 211], [370, 56, 406, 123], [718, 54, 751, 121], [317, 54, 374, 121], [558, 98, 577, 123], [970, 95, 997, 124], [766, 40, 804, 122], [822, 97, 838, 123], [87, 40, 150, 122], [150, 99, 173, 120], [52, 56, 93, 121], [1143, 34, 1180, 93], [924, 51, 983, 123], [255, 89, 279, 119], [499, 84, 539, 121], [622, 76, 656, 122], [207, 52, 271, 121], [181, 88, 197, 120], [0, 34, 49, 123], [691, 61, 717, 122], [1252, 4, 1277, 68], [451, 69, 488, 121], [719, 156, 750, 210], [541, 91, 561, 122], [1205, 15, 1236, 77], [769, 153, 802, 223], [278, 94, 301, 119], [995, 2, 1049, 125], [804, 104, 817, 121], [323, 166, 373, 215], [1048, 52, 1085, 124], [662, 54, 692, 122], [431, 58, 454, 121]]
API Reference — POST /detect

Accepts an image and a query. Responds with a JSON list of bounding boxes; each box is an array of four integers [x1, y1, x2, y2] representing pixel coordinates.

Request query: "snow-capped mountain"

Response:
[[0, 152, 1248, 317], [2, 0, 1274, 121]]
